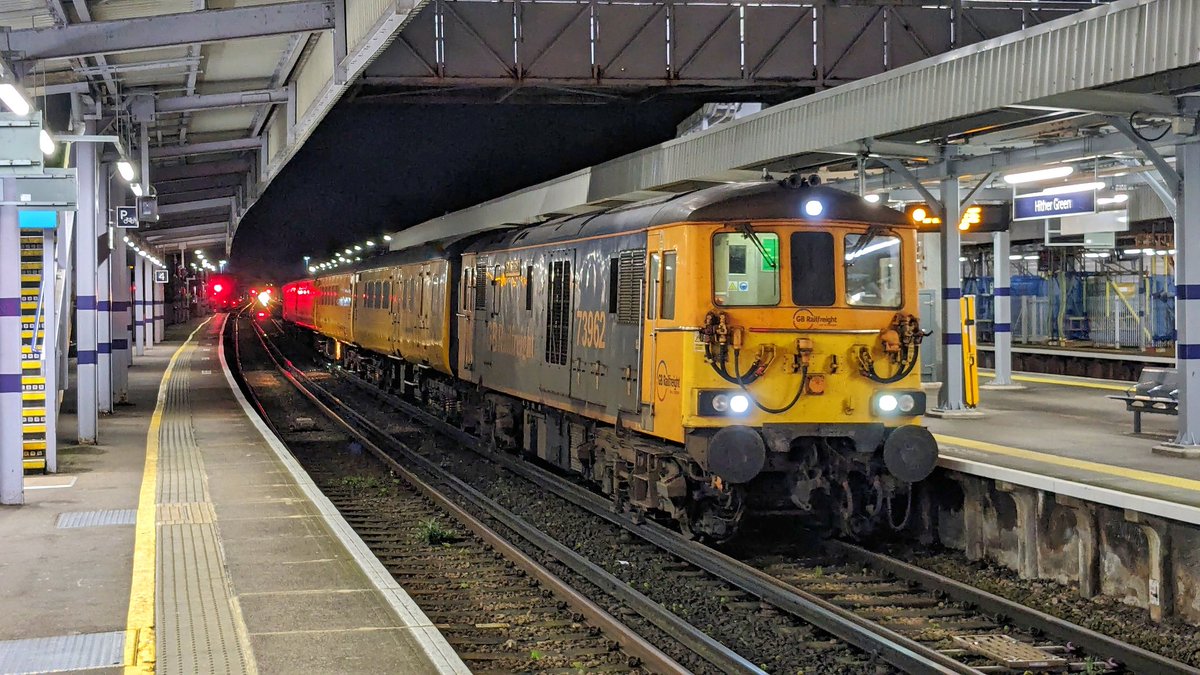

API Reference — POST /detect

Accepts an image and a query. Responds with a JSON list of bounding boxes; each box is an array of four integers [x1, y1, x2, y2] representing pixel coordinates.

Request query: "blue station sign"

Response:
[[1012, 189, 1096, 221]]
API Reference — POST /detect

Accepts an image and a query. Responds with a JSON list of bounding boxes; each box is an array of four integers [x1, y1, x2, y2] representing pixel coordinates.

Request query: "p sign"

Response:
[[154, 269, 168, 284], [115, 206, 138, 228]]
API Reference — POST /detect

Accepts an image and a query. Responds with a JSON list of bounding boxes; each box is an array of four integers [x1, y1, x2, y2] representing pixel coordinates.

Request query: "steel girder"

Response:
[[359, 0, 1094, 98], [2, 1, 335, 62]]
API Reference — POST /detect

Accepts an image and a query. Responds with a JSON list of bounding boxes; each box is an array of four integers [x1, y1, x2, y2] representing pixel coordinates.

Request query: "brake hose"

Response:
[[733, 351, 807, 414], [859, 343, 919, 385]]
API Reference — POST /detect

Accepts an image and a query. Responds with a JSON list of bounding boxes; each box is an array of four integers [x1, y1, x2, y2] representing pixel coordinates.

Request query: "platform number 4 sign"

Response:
[[115, 206, 138, 229], [154, 269, 168, 284]]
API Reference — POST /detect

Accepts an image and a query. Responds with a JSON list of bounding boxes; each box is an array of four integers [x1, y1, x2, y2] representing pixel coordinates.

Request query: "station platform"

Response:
[[0, 315, 466, 675], [927, 372, 1200, 524]]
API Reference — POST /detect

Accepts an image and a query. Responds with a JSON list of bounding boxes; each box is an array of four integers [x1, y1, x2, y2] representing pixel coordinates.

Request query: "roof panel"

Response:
[[0, 0, 56, 29], [202, 35, 293, 81], [186, 108, 257, 134], [90, 0, 194, 21]]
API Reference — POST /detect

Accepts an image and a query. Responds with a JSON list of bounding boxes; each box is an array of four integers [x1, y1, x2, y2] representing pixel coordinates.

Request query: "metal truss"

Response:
[[358, 0, 1102, 101]]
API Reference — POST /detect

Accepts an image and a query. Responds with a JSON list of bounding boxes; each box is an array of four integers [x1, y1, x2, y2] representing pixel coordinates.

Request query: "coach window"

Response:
[[661, 252, 677, 320], [713, 232, 780, 306], [844, 233, 902, 308]]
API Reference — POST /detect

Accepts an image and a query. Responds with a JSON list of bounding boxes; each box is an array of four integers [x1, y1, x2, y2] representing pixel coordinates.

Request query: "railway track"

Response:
[[230, 312, 689, 674], [256, 316, 1200, 675]]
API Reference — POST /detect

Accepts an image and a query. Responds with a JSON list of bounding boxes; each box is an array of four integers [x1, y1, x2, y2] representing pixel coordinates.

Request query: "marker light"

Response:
[[0, 83, 30, 115], [911, 207, 927, 222], [39, 129, 54, 155], [117, 161, 136, 182], [804, 200, 823, 217], [213, 283, 223, 293], [864, 194, 881, 203], [729, 394, 750, 414], [1002, 165, 1074, 184], [712, 394, 729, 412], [876, 393, 899, 413], [130, 183, 143, 197]]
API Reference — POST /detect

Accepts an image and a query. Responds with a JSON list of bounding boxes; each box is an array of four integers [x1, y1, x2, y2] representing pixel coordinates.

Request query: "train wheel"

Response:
[[680, 488, 745, 545]]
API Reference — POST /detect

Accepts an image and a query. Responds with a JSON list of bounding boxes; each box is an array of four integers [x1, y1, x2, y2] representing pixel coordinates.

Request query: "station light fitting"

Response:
[[308, 266, 316, 273], [39, 129, 54, 156], [1123, 248, 1142, 255], [130, 183, 143, 198], [353, 245, 362, 251], [383, 234, 392, 242], [123, 236, 130, 243], [0, 83, 30, 116], [344, 248, 352, 255], [1023, 254, 1039, 260], [1041, 181, 1104, 195], [1002, 166, 1074, 185], [863, 194, 881, 203], [958, 256, 967, 262], [1009, 254, 1023, 260], [1097, 194, 1129, 205], [366, 240, 375, 247], [117, 160, 136, 183], [1170, 249, 1177, 255]]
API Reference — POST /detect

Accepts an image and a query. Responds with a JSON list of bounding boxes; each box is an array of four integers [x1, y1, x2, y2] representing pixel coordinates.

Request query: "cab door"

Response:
[[639, 232, 682, 435], [457, 253, 477, 379]]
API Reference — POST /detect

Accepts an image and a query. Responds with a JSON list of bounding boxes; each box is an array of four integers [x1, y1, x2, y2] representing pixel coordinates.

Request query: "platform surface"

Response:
[[927, 372, 1200, 519], [0, 315, 465, 675]]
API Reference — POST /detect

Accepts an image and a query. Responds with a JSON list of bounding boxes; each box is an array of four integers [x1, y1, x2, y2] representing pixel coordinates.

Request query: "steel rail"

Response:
[[327, 363, 1200, 675], [317, 368, 975, 674], [240, 318, 757, 675], [828, 541, 1200, 675]]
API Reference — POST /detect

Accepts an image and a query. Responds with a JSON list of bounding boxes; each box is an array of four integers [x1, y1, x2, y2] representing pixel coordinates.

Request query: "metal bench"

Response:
[[1107, 367, 1178, 433]]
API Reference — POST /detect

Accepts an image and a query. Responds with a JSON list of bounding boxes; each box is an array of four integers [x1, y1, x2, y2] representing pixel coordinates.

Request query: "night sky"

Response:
[[232, 101, 700, 280]]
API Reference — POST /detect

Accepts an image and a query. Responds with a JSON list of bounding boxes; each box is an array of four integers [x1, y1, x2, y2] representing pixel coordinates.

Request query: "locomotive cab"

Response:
[[632, 185, 938, 540]]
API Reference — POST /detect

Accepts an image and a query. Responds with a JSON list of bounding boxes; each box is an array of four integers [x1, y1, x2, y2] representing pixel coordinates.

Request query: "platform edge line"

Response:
[[936, 433, 1200, 493], [122, 318, 211, 674], [938, 454, 1200, 526], [216, 318, 471, 675]]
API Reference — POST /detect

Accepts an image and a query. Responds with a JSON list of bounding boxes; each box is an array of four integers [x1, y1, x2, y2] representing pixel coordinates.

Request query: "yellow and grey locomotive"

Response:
[[285, 177, 938, 541]]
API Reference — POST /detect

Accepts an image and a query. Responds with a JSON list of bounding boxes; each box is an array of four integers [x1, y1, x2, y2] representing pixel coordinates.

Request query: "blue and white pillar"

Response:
[[154, 269, 164, 340], [75, 130, 99, 444], [96, 171, 112, 415], [1159, 140, 1200, 454], [143, 255, 154, 350], [133, 254, 145, 357], [983, 230, 1022, 390], [1, 178, 24, 503], [110, 226, 130, 401], [936, 175, 966, 412]]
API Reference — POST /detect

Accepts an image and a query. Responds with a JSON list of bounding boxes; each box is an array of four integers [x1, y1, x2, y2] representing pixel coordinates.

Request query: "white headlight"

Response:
[[877, 393, 899, 413], [804, 200, 823, 217], [712, 394, 729, 412], [898, 394, 916, 413], [729, 394, 750, 414]]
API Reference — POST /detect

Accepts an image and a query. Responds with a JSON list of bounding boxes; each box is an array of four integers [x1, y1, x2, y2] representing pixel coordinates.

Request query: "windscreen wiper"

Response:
[[847, 224, 885, 259], [737, 222, 777, 270]]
